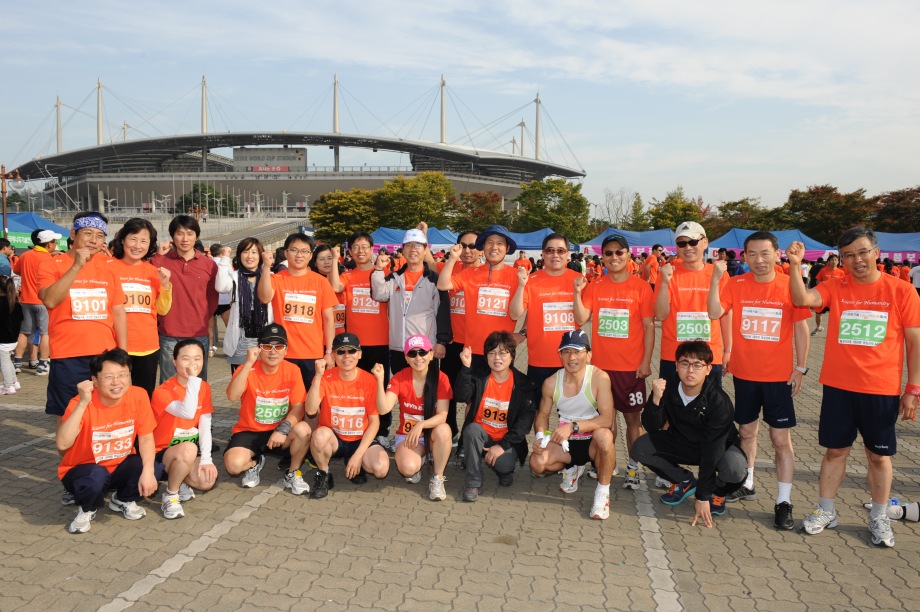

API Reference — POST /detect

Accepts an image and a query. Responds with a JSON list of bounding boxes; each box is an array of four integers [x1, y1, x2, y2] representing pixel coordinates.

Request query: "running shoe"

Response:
[[310, 470, 334, 499], [61, 490, 75, 506], [161, 491, 185, 519], [498, 473, 514, 487], [802, 504, 838, 535], [177, 483, 196, 502], [406, 470, 422, 484], [284, 469, 310, 495], [560, 465, 586, 494], [590, 492, 610, 520], [869, 514, 895, 547], [109, 492, 146, 520], [660, 478, 697, 505], [241, 455, 265, 488], [623, 469, 641, 490], [349, 468, 368, 485], [429, 475, 447, 501], [774, 502, 794, 530], [462, 486, 481, 502], [711, 495, 727, 516], [68, 508, 96, 534], [725, 485, 756, 503], [35, 361, 49, 376], [0, 384, 16, 395]]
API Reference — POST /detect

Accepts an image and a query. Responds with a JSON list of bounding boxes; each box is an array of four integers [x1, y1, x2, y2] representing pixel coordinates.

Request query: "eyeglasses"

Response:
[[406, 349, 430, 358], [350, 244, 372, 251], [676, 360, 707, 371], [675, 239, 701, 249], [459, 242, 477, 250], [487, 349, 511, 358], [98, 372, 130, 383], [604, 248, 628, 257], [559, 348, 587, 357], [335, 348, 359, 355], [840, 248, 877, 262], [286, 248, 312, 256], [543, 247, 568, 255], [259, 343, 287, 352]]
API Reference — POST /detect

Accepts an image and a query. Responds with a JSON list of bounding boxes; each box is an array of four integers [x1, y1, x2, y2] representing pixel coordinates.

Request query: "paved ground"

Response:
[[1, 329, 918, 611]]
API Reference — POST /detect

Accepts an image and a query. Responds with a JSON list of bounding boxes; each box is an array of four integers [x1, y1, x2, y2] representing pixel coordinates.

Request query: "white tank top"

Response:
[[553, 365, 599, 440]]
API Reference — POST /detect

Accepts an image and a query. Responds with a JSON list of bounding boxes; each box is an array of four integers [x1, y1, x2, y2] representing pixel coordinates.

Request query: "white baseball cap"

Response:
[[674, 221, 707, 240], [402, 228, 427, 245], [37, 230, 62, 244]]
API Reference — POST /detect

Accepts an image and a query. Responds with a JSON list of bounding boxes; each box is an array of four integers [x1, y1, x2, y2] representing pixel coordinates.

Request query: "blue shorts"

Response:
[[46, 356, 94, 416], [819, 385, 899, 455], [733, 377, 796, 428]]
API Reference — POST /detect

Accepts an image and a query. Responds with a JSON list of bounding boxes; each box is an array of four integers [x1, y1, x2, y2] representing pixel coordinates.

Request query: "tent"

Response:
[[578, 228, 677, 256], [708, 228, 833, 261], [505, 229, 574, 253], [369, 227, 458, 254], [874, 231, 920, 264], [5, 212, 69, 251]]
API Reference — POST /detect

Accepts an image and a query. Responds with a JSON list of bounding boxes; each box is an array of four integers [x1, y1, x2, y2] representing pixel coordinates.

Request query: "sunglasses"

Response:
[[675, 239, 701, 249], [459, 242, 477, 250], [335, 348, 359, 355], [603, 248, 628, 257], [406, 349, 430, 358], [259, 343, 286, 352], [543, 247, 568, 255]]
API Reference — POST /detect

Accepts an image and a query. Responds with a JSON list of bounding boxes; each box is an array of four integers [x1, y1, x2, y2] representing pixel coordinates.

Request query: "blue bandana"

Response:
[[73, 214, 108, 235]]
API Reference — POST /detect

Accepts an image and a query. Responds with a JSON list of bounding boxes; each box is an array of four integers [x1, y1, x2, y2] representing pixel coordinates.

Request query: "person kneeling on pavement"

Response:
[[631, 340, 746, 528], [454, 331, 535, 502]]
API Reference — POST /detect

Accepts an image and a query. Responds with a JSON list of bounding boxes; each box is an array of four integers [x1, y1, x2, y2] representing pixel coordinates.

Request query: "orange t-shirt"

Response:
[[900, 267, 911, 282], [111, 259, 163, 354], [58, 387, 156, 479], [781, 262, 791, 275], [317, 367, 380, 442], [719, 273, 812, 382], [341, 268, 389, 346], [513, 258, 532, 273], [14, 247, 55, 304], [627, 260, 639, 276], [475, 373, 515, 441], [151, 376, 214, 451], [448, 261, 473, 345], [231, 360, 307, 434], [815, 267, 846, 283], [38, 253, 126, 359], [386, 368, 452, 435], [521, 268, 583, 367], [269, 270, 338, 359], [815, 274, 920, 395], [655, 263, 728, 363], [582, 275, 655, 371], [451, 264, 519, 355], [642, 257, 660, 285]]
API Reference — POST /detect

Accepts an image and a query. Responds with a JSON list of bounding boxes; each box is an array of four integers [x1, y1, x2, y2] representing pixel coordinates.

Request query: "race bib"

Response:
[[283, 292, 317, 324], [70, 287, 108, 320], [676, 311, 711, 342], [333, 303, 346, 330], [477, 287, 510, 317], [598, 307, 630, 339], [740, 307, 782, 342], [542, 301, 575, 332], [331, 406, 365, 437], [351, 287, 379, 314], [122, 282, 153, 314], [838, 310, 888, 347], [168, 426, 199, 447], [254, 396, 288, 425], [450, 291, 466, 316], [481, 398, 509, 430], [92, 424, 134, 463], [400, 413, 423, 434]]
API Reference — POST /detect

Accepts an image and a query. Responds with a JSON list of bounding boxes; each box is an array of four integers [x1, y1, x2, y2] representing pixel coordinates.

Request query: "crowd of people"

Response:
[[8, 212, 917, 546]]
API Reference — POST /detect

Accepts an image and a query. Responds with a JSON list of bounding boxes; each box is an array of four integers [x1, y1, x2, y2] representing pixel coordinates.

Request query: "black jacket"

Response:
[[642, 373, 739, 500], [455, 365, 535, 465]]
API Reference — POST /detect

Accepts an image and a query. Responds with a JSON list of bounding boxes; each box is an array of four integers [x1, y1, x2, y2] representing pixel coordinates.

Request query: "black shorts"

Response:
[[565, 437, 593, 468], [47, 356, 95, 416], [733, 377, 796, 428], [331, 436, 381, 461], [225, 430, 289, 458], [214, 304, 231, 317], [819, 385, 899, 455]]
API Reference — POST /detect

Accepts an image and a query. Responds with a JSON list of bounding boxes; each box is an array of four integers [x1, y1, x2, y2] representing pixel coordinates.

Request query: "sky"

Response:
[[2, 1, 918, 218]]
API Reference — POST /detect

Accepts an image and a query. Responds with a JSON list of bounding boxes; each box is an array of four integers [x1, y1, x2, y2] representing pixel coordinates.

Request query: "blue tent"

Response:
[[578, 228, 677, 255], [709, 229, 832, 257], [505, 229, 575, 253], [5, 212, 69, 250], [369, 227, 458, 251], [875, 231, 920, 255]]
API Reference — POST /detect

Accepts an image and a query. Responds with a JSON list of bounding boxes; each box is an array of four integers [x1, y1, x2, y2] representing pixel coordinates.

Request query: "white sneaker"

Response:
[[241, 455, 266, 488], [560, 465, 586, 494], [803, 504, 838, 535], [209, 346, 217, 357], [870, 514, 895, 547], [590, 492, 610, 520], [68, 508, 96, 533], [284, 469, 310, 495], [623, 469, 641, 490], [177, 483, 196, 502], [13, 380, 20, 391], [429, 475, 447, 501], [161, 491, 185, 519], [406, 470, 422, 484], [0, 385, 15, 395], [109, 492, 146, 520], [655, 476, 672, 489]]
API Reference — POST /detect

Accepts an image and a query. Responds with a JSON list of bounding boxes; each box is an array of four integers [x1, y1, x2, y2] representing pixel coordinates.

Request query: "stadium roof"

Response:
[[14, 132, 585, 182]]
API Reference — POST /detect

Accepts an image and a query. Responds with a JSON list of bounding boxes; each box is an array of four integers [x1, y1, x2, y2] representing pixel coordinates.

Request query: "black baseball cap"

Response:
[[259, 323, 287, 345], [332, 332, 361, 351], [601, 234, 630, 250], [559, 329, 591, 351]]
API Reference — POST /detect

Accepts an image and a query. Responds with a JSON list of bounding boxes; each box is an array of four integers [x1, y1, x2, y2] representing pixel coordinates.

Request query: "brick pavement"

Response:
[[1, 330, 918, 611]]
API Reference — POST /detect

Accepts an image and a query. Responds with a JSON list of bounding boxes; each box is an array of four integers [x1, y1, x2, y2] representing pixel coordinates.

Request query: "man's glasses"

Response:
[[259, 343, 287, 352], [286, 248, 312, 256], [604, 248, 628, 257], [840, 248, 877, 262], [407, 349, 430, 358], [350, 245, 372, 251], [459, 242, 477, 250], [335, 348, 359, 356], [98, 372, 130, 383], [676, 360, 707, 371], [543, 247, 568, 255], [675, 239, 701, 249]]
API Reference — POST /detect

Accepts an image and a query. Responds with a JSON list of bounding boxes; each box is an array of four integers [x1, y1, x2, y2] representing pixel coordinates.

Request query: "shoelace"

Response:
[[712, 496, 725, 506]]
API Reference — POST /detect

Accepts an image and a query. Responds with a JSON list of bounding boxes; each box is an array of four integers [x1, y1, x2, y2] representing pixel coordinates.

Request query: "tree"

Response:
[[510, 178, 592, 243], [310, 188, 379, 247], [871, 186, 920, 233], [594, 187, 636, 228], [646, 186, 701, 230], [177, 183, 237, 216], [622, 193, 651, 231], [374, 172, 455, 230], [778, 184, 879, 245], [705, 197, 768, 238], [448, 191, 509, 232]]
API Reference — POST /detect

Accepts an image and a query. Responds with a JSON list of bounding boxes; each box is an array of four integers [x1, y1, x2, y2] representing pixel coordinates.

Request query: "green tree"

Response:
[[374, 172, 455, 230], [510, 178, 591, 243], [310, 188, 379, 247], [872, 186, 920, 232], [705, 197, 768, 238], [177, 183, 237, 216], [646, 186, 701, 230], [448, 191, 509, 232], [622, 193, 651, 231], [778, 184, 879, 245]]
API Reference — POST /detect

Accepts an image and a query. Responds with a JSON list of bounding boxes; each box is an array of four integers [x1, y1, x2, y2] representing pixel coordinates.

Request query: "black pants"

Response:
[[61, 455, 165, 512], [131, 351, 159, 400], [440, 342, 464, 437], [631, 430, 746, 497]]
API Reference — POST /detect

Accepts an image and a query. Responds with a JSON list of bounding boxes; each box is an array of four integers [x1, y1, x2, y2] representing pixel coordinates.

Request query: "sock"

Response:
[[595, 483, 610, 497], [870, 502, 887, 519], [165, 489, 177, 495], [776, 482, 792, 505], [818, 497, 836, 514], [743, 468, 754, 490]]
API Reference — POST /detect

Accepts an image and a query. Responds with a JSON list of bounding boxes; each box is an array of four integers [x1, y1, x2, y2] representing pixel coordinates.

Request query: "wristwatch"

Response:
[[572, 422, 580, 434], [794, 366, 809, 375]]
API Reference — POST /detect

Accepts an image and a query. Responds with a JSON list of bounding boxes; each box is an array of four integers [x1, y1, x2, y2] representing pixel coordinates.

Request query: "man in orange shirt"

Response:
[[640, 244, 663, 290], [56, 348, 161, 534], [13, 229, 60, 374], [574, 234, 655, 491], [655, 221, 730, 388], [513, 251, 532, 274], [811, 253, 845, 336], [788, 227, 920, 547], [708, 231, 811, 530]]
